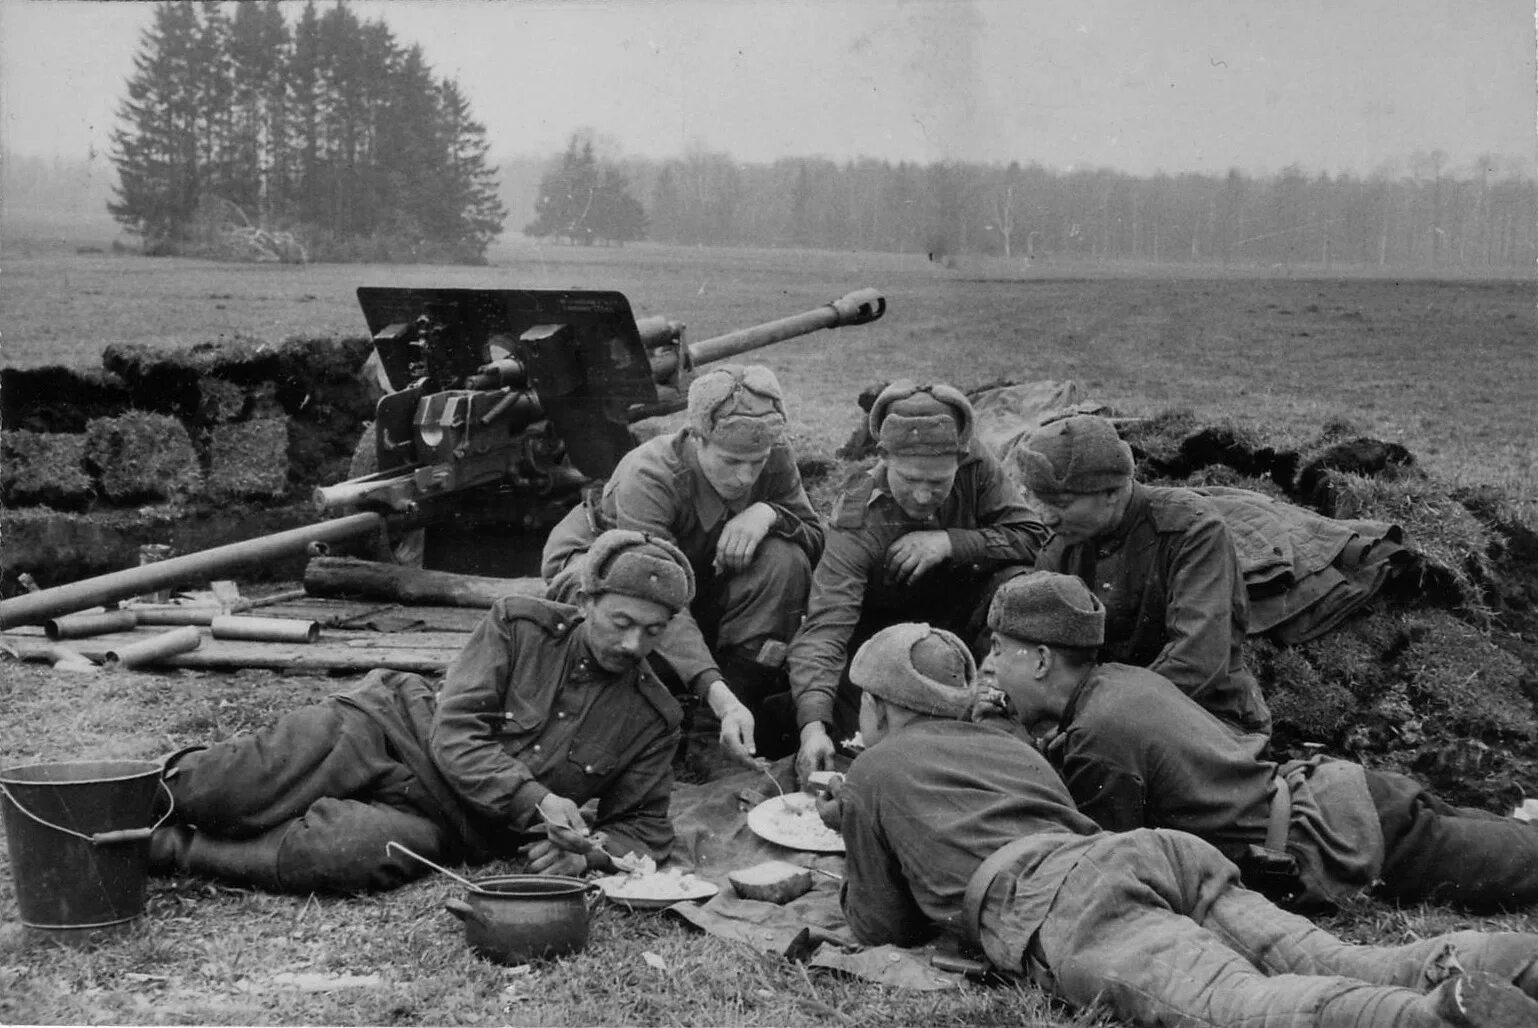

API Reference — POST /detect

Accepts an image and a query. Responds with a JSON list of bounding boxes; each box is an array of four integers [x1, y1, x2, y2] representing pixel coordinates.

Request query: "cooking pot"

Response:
[[443, 873, 601, 965]]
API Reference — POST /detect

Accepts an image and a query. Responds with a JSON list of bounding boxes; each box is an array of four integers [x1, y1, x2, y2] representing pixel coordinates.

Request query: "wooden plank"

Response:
[[1, 633, 458, 674], [123, 594, 494, 633], [259, 601, 489, 633], [0, 590, 489, 674], [3, 624, 470, 648], [336, 631, 476, 650]]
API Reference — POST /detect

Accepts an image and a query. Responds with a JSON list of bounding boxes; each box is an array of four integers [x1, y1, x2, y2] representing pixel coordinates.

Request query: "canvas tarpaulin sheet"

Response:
[[653, 757, 978, 991]]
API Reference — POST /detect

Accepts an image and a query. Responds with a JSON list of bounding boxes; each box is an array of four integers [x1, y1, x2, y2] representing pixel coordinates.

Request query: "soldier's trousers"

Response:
[[985, 829, 1538, 1027], [164, 692, 456, 894], [1368, 768, 1538, 911]]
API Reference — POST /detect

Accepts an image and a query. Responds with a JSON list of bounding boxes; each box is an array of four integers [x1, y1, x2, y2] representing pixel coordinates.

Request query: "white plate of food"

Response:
[[746, 793, 845, 853], [595, 868, 719, 909]]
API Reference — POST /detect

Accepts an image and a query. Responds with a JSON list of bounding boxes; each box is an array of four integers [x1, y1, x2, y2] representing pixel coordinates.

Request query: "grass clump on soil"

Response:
[[1260, 605, 1538, 813], [1318, 471, 1497, 622], [82, 412, 203, 505], [206, 419, 291, 501], [0, 430, 94, 509]]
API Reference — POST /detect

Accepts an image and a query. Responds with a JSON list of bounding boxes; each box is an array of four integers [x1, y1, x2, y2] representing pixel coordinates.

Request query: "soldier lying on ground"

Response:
[[814, 621, 1538, 1028], [1011, 411, 1272, 735], [788, 380, 1046, 783], [978, 569, 1538, 913], [149, 530, 692, 893], [543, 364, 823, 761]]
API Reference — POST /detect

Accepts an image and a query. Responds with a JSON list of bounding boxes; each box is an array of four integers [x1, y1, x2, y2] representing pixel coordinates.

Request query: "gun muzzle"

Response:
[[825, 288, 886, 326]]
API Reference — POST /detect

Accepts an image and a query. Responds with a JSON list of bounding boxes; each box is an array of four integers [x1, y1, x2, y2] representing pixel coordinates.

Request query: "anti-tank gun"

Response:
[[314, 287, 886, 564], [0, 288, 882, 630]]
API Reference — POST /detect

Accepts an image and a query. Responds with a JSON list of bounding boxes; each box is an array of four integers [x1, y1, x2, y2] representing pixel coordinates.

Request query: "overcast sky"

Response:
[[2, 0, 1533, 178]]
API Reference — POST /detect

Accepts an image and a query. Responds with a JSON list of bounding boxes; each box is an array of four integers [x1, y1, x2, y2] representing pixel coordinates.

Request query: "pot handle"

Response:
[[444, 898, 483, 925], [91, 828, 155, 846]]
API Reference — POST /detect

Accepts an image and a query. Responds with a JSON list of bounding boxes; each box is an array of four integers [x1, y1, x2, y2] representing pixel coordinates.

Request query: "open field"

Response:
[[2, 235, 1538, 1025], [4, 233, 1534, 509]]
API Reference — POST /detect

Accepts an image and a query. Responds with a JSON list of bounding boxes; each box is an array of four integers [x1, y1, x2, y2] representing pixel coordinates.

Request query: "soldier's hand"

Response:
[[718, 701, 758, 765], [796, 723, 836, 786], [705, 679, 758, 764], [814, 773, 845, 831], [883, 530, 952, 586], [715, 503, 777, 573], [519, 838, 588, 876], [535, 793, 589, 851], [972, 685, 1012, 722]]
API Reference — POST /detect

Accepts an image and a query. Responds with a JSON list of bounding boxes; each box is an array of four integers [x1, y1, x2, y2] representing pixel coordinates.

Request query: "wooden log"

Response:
[[304, 556, 545, 609]]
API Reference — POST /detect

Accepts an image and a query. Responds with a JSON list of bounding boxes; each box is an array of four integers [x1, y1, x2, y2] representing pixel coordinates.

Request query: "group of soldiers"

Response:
[[147, 364, 1538, 1026]]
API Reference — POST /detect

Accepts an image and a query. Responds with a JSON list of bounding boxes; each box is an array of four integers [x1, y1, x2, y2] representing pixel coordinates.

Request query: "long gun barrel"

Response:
[[0, 512, 385, 629], [685, 287, 885, 366]]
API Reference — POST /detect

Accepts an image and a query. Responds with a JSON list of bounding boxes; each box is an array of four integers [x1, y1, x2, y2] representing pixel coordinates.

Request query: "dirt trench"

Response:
[[1123, 409, 1538, 811], [1, 337, 377, 589]]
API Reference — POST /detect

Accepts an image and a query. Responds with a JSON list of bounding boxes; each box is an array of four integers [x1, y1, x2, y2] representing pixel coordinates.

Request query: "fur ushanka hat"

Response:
[[580, 529, 695, 613], [1010, 413, 1133, 496], [987, 570, 1106, 648], [687, 364, 788, 452], [849, 622, 978, 718], [869, 381, 974, 456]]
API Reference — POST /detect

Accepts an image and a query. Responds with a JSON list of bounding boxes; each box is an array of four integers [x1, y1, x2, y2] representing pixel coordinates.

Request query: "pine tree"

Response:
[[109, 0, 504, 262], [525, 138, 591, 243], [594, 167, 646, 244], [437, 79, 508, 260], [526, 136, 646, 246], [226, 1, 290, 221], [109, 2, 204, 247], [288, 0, 324, 227]]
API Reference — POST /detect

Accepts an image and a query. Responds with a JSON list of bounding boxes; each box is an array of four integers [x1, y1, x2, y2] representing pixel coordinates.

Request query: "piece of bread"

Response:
[[728, 860, 814, 903], [806, 770, 838, 796]]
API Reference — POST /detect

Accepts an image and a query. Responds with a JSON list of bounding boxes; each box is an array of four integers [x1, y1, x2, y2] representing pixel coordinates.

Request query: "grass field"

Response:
[[2, 231, 1537, 1025], [4, 231, 1533, 508]]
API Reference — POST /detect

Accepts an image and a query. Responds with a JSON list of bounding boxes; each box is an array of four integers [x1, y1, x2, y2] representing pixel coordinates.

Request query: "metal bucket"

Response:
[[0, 759, 171, 946]]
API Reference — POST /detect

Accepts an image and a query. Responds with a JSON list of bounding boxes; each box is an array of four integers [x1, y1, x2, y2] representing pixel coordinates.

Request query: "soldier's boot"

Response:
[[1316, 974, 1537, 1028], [147, 825, 194, 874], [149, 745, 208, 821], [754, 690, 799, 761], [1419, 931, 1538, 1003], [717, 643, 796, 760], [1432, 971, 1538, 1027], [153, 828, 287, 892]]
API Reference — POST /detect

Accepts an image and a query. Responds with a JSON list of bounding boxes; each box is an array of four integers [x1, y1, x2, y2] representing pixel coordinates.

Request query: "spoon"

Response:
[[754, 759, 787, 799], [531, 807, 644, 872], [386, 840, 479, 891]]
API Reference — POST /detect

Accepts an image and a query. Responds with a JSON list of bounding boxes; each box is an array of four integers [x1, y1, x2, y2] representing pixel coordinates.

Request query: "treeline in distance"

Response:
[[614, 150, 1536, 270]]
